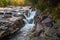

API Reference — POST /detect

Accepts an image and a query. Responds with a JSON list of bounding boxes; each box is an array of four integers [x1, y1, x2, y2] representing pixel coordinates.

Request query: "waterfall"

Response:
[[5, 8, 37, 40], [23, 9, 36, 24], [20, 9, 36, 32]]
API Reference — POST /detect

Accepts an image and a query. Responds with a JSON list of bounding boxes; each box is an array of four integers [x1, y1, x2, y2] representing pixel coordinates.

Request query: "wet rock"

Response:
[[31, 23, 60, 40], [0, 17, 25, 39], [53, 23, 60, 29], [31, 12, 60, 40], [53, 23, 60, 37]]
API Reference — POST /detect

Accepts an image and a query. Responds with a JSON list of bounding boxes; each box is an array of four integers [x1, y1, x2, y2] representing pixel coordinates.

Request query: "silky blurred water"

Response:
[[2, 8, 36, 40]]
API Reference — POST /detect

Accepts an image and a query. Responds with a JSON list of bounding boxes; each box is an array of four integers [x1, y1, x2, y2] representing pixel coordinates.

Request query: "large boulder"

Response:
[[0, 17, 25, 39], [30, 12, 60, 40], [30, 23, 60, 40]]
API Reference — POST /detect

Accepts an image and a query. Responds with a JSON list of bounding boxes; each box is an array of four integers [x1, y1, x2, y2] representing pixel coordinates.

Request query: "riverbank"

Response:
[[0, 6, 60, 40]]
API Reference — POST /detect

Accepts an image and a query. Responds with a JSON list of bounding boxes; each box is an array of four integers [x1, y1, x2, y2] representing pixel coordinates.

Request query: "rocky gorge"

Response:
[[29, 10, 60, 40], [0, 6, 60, 40]]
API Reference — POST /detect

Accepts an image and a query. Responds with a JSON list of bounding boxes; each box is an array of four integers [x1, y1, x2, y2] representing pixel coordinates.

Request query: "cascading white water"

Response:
[[9, 8, 36, 40], [20, 9, 36, 32]]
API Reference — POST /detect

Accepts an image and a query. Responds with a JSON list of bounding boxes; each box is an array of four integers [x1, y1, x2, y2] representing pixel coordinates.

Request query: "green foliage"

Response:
[[26, 0, 38, 7], [50, 3, 60, 23], [56, 27, 60, 36], [30, 0, 38, 5], [36, 2, 47, 12], [0, 0, 25, 7], [36, 3, 43, 11], [0, 0, 8, 7], [0, 0, 60, 23], [27, 0, 60, 23]]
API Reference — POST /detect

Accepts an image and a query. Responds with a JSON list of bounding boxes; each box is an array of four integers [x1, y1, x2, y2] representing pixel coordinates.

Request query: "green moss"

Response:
[[56, 19, 60, 23], [56, 27, 60, 36]]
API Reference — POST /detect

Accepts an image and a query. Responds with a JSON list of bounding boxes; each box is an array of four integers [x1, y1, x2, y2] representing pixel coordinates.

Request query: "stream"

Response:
[[2, 8, 36, 40]]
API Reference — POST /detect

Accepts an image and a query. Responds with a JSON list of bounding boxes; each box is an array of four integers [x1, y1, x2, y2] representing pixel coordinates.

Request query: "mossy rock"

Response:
[[56, 27, 60, 37]]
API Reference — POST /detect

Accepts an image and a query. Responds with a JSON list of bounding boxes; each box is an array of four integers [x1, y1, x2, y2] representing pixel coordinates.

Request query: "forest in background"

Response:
[[0, 0, 60, 23], [26, 0, 60, 23]]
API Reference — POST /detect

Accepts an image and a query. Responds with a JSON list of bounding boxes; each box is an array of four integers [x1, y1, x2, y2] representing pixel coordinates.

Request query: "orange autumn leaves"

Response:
[[0, 0, 25, 7], [10, 0, 25, 5]]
